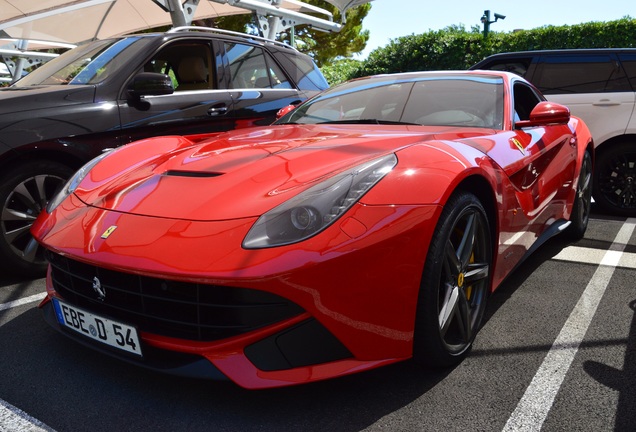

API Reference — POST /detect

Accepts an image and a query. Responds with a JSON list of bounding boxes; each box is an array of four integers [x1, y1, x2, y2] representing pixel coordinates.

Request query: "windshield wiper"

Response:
[[317, 119, 420, 126]]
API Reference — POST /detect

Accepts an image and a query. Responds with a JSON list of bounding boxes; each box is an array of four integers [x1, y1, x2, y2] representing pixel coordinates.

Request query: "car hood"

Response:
[[0, 85, 95, 115], [75, 124, 490, 221]]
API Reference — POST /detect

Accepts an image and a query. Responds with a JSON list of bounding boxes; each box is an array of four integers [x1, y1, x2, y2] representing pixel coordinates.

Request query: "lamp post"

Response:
[[481, 10, 505, 37]]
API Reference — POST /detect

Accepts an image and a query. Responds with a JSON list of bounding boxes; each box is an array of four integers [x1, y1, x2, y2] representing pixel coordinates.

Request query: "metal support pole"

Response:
[[166, 0, 188, 26], [153, 0, 200, 27], [480, 9, 505, 38], [481, 10, 491, 38], [12, 40, 29, 82]]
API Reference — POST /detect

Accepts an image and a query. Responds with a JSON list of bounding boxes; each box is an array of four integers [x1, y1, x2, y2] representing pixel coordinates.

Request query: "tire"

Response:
[[593, 142, 636, 216], [565, 150, 593, 240], [413, 191, 492, 368], [0, 160, 74, 276]]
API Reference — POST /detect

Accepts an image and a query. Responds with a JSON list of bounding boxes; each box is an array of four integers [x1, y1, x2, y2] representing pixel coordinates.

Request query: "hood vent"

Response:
[[164, 170, 223, 178]]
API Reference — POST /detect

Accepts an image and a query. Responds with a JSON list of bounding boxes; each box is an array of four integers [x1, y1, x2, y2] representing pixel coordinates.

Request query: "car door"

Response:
[[492, 81, 578, 242], [532, 53, 636, 145], [220, 42, 306, 128], [117, 39, 236, 144], [618, 53, 636, 134]]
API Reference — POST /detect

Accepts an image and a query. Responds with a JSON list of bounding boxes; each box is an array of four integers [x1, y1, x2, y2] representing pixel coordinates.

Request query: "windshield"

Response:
[[14, 37, 140, 86], [278, 75, 505, 129]]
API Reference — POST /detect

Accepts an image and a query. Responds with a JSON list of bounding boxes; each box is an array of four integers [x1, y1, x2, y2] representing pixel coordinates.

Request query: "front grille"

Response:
[[46, 251, 304, 341]]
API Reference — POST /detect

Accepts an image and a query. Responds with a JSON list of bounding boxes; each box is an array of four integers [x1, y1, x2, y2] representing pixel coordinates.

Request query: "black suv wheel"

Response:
[[593, 142, 636, 216], [0, 161, 74, 275]]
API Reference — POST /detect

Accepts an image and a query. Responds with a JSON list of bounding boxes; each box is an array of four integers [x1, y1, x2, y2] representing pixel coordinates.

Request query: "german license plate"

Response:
[[52, 298, 142, 356]]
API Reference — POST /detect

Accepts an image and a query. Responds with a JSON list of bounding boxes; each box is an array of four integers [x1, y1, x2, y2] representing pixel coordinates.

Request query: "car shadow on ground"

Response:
[[0, 272, 41, 287], [482, 204, 629, 325], [0, 272, 44, 307], [582, 298, 636, 431], [2, 308, 455, 432]]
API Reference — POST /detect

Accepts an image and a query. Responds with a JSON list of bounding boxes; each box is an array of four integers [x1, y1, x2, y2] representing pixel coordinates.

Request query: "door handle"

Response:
[[592, 99, 620, 107], [208, 105, 228, 116]]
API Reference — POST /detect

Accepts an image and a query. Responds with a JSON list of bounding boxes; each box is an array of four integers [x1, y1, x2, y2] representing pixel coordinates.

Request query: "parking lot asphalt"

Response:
[[1, 208, 635, 432]]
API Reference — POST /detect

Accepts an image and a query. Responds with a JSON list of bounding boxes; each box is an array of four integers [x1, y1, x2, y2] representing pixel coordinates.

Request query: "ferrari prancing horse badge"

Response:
[[101, 225, 118, 239]]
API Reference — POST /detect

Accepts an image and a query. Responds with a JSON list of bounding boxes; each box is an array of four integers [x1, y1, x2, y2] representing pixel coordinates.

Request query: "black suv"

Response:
[[0, 27, 328, 275], [471, 49, 636, 216]]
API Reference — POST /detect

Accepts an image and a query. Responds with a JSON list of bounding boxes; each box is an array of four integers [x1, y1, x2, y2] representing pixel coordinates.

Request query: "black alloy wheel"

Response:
[[0, 161, 74, 276], [414, 191, 492, 367], [594, 142, 636, 216]]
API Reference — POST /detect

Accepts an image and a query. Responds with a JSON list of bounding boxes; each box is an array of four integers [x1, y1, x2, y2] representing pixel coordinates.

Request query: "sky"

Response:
[[357, 0, 635, 59]]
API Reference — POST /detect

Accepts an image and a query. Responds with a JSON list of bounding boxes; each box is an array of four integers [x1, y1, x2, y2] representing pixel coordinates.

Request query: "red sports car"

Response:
[[32, 71, 593, 389]]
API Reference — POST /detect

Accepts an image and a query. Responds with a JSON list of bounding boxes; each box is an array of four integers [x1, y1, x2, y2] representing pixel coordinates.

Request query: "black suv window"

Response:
[[476, 57, 533, 78], [225, 42, 291, 89], [272, 51, 330, 91], [144, 42, 215, 91], [17, 38, 140, 86], [618, 53, 636, 90], [533, 55, 631, 94]]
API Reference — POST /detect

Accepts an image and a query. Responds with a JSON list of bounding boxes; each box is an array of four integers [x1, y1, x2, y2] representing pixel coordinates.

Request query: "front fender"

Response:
[[362, 140, 499, 207]]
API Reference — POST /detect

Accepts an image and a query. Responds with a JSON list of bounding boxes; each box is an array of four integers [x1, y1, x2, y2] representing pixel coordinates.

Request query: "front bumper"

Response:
[[40, 275, 398, 389], [35, 200, 439, 388]]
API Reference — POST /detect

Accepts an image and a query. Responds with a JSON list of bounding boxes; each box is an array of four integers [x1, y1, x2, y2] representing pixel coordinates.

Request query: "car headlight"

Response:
[[46, 151, 111, 213], [243, 153, 398, 249]]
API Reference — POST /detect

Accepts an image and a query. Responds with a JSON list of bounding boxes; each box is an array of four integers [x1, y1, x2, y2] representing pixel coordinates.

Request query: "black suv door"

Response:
[[118, 39, 235, 142], [220, 41, 306, 128]]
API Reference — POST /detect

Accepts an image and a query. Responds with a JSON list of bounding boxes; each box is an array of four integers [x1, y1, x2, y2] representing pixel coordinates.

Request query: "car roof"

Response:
[[476, 48, 636, 59], [362, 70, 513, 82], [123, 26, 299, 54]]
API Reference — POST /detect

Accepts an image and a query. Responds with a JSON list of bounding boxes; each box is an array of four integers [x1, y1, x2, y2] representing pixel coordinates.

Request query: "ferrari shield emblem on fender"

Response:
[[101, 225, 118, 239], [511, 137, 525, 154]]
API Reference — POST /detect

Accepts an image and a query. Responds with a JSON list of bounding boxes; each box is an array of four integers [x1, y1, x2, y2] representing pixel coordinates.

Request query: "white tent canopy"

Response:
[[1, 0, 275, 44], [0, 0, 373, 44], [0, 0, 372, 83], [325, 0, 373, 14]]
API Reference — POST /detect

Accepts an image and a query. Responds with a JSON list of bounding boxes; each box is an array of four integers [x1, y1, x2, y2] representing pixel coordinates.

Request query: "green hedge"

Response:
[[322, 17, 636, 85]]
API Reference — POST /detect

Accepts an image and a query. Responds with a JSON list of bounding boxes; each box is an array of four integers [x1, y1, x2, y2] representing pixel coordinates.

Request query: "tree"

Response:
[[280, 0, 371, 67], [202, 1, 371, 67]]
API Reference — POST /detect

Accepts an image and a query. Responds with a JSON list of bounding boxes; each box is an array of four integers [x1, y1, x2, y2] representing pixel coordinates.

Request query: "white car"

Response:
[[472, 49, 636, 216]]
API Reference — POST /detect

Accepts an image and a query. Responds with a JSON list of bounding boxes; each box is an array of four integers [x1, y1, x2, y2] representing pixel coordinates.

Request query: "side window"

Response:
[[272, 51, 330, 91], [533, 55, 630, 94], [513, 82, 542, 123], [268, 60, 292, 89], [475, 57, 533, 78], [618, 54, 636, 91], [224, 43, 290, 89], [144, 43, 214, 91]]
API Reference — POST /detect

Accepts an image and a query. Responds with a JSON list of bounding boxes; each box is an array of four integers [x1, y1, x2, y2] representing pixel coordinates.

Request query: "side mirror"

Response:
[[515, 101, 570, 128], [276, 104, 298, 120], [127, 72, 174, 99]]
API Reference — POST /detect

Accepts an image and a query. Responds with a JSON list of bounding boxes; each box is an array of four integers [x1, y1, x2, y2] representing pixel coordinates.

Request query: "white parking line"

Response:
[[553, 246, 636, 269], [502, 218, 636, 432], [0, 294, 45, 312], [0, 399, 56, 432]]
